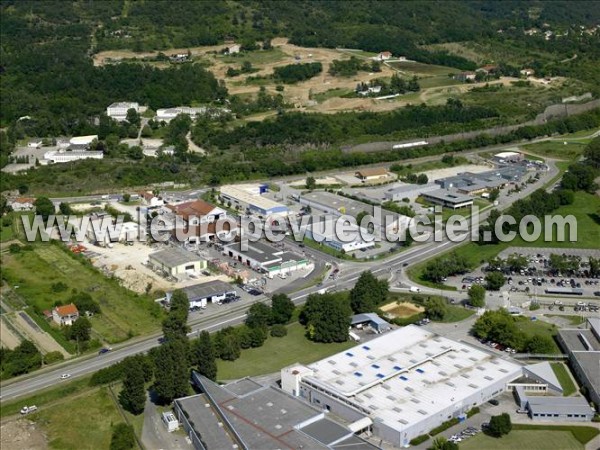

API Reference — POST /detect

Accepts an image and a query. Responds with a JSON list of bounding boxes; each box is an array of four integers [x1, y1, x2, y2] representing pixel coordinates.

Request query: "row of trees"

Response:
[[423, 252, 470, 283], [273, 62, 323, 83], [329, 57, 373, 77], [0, 340, 42, 380]]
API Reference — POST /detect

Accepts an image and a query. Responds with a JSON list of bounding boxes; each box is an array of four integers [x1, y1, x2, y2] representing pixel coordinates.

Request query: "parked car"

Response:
[[20, 405, 38, 415], [488, 399, 499, 406]]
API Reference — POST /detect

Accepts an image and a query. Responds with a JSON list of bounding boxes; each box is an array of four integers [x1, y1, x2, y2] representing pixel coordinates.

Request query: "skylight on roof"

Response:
[[354, 372, 363, 377], [416, 368, 425, 374], [399, 376, 408, 381], [376, 373, 385, 378], [362, 345, 371, 350], [371, 364, 380, 369], [346, 352, 354, 357], [393, 366, 402, 371]]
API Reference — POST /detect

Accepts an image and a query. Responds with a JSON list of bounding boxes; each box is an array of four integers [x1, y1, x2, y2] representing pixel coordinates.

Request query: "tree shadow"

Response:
[[587, 213, 600, 226]]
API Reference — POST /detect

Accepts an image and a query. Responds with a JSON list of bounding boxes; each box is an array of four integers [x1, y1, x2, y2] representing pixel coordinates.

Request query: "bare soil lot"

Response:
[[381, 301, 424, 318], [0, 316, 22, 349], [0, 419, 47, 450]]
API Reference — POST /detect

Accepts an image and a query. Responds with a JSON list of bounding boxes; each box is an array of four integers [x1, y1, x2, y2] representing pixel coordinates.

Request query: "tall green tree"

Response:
[[34, 196, 55, 221], [424, 297, 448, 321], [485, 272, 506, 290], [162, 290, 190, 341], [302, 293, 351, 343], [488, 413, 512, 437], [245, 303, 273, 329], [468, 284, 486, 307], [350, 271, 389, 313], [271, 293, 295, 324], [152, 339, 189, 404], [119, 357, 147, 415], [192, 331, 217, 381]]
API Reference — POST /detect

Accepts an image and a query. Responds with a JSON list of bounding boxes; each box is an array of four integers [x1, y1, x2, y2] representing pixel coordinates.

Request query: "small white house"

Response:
[[374, 51, 392, 61], [28, 140, 43, 148], [226, 44, 241, 55], [69, 135, 98, 146]]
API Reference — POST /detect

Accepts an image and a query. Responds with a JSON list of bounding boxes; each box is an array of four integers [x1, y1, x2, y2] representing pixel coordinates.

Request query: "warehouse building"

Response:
[[421, 189, 474, 209], [494, 151, 523, 163], [148, 246, 206, 276], [384, 183, 438, 202], [281, 326, 522, 447], [351, 313, 392, 333], [557, 317, 600, 412], [222, 240, 309, 278], [514, 387, 594, 422], [355, 167, 391, 183], [435, 167, 527, 194], [174, 372, 379, 450], [106, 102, 140, 121], [220, 183, 289, 216], [177, 280, 238, 308], [305, 217, 376, 253]]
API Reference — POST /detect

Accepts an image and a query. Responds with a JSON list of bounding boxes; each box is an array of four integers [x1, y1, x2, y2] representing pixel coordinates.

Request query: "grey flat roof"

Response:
[[223, 378, 263, 396], [149, 246, 202, 268], [571, 352, 600, 396], [527, 395, 593, 416], [176, 394, 237, 449], [423, 189, 473, 204], [300, 418, 352, 445], [181, 280, 236, 301], [224, 240, 282, 264], [559, 329, 600, 352]]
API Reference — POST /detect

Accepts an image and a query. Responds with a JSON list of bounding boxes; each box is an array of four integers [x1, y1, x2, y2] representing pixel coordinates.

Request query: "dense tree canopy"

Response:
[[350, 271, 389, 313], [301, 293, 352, 343]]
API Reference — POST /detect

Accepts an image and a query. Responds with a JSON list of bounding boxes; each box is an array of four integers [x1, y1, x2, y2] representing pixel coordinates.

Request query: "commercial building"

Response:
[[167, 199, 227, 226], [421, 189, 474, 209], [43, 150, 104, 164], [355, 167, 391, 183], [298, 191, 410, 236], [220, 183, 289, 216], [494, 151, 523, 163], [435, 167, 527, 194], [557, 317, 600, 412], [155, 106, 228, 122], [305, 217, 376, 253], [106, 102, 140, 121], [383, 183, 438, 202], [177, 280, 238, 308], [69, 135, 98, 147], [148, 246, 206, 276], [281, 326, 522, 447], [514, 387, 594, 421], [351, 313, 392, 333], [174, 372, 378, 450], [222, 240, 309, 277]]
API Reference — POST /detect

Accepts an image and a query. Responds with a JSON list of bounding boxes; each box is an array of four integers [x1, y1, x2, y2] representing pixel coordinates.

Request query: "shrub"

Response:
[[409, 434, 430, 445], [467, 406, 480, 418], [110, 423, 135, 450], [43, 351, 65, 365], [270, 324, 288, 337], [430, 417, 460, 436]]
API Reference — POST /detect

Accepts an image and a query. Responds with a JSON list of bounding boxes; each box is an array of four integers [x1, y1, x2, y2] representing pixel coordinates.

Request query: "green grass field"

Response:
[[2, 244, 163, 344], [551, 362, 578, 396], [440, 305, 476, 323], [219, 47, 288, 65], [217, 322, 354, 380], [513, 317, 561, 353], [313, 88, 353, 102], [389, 61, 460, 76], [460, 430, 583, 450], [521, 141, 587, 161], [30, 387, 123, 450], [418, 76, 463, 89]]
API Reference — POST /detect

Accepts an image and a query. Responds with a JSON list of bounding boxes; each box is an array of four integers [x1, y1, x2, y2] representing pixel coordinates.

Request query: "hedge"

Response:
[[409, 434, 430, 445], [467, 406, 480, 418], [429, 417, 460, 436]]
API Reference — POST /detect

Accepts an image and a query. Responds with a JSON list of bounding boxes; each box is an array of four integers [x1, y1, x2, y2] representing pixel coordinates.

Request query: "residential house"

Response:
[[226, 44, 241, 55], [139, 191, 164, 207], [52, 303, 79, 326], [520, 68, 535, 77], [476, 64, 498, 75], [374, 51, 392, 61], [455, 71, 477, 82], [10, 197, 35, 211]]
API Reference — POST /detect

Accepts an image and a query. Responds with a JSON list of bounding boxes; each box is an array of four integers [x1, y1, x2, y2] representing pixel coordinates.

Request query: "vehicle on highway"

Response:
[[98, 348, 111, 355], [60, 373, 71, 380]]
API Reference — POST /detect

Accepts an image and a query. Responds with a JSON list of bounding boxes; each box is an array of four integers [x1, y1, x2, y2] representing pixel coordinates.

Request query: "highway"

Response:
[[0, 151, 563, 403]]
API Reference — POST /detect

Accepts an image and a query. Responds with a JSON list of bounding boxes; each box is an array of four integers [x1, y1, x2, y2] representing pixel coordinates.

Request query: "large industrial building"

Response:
[[219, 183, 289, 216], [557, 317, 600, 412], [106, 102, 140, 121], [421, 189, 474, 209], [281, 326, 522, 446], [222, 240, 309, 278], [175, 372, 378, 450], [177, 280, 238, 308], [435, 167, 527, 195]]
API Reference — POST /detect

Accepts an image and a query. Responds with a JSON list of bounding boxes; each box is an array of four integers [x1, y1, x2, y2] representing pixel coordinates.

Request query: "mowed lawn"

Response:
[[2, 244, 162, 343], [460, 430, 583, 450], [31, 387, 123, 450], [521, 141, 587, 161], [217, 323, 355, 380], [551, 362, 578, 396]]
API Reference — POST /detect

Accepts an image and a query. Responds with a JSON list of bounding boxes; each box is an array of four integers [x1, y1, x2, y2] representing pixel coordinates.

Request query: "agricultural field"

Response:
[[2, 244, 163, 345]]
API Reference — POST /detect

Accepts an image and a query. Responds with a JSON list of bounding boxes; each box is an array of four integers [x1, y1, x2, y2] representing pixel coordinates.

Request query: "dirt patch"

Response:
[[0, 419, 48, 450], [0, 316, 22, 349], [380, 301, 424, 318], [11, 312, 70, 358]]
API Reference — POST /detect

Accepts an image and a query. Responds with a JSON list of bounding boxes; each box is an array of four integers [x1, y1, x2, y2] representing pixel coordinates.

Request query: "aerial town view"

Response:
[[1, 1, 599, 449]]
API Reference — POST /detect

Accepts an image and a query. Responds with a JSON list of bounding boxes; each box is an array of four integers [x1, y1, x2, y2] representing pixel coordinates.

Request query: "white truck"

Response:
[[20, 405, 38, 415], [409, 286, 421, 293]]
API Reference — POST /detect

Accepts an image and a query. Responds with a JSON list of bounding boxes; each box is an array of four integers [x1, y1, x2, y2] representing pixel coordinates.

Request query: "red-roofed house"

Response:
[[52, 303, 79, 326], [138, 191, 164, 207], [10, 197, 35, 211], [375, 51, 392, 61], [172, 218, 238, 244]]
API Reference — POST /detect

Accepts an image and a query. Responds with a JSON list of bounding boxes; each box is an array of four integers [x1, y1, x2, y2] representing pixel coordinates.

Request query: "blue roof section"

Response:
[[351, 313, 391, 328]]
